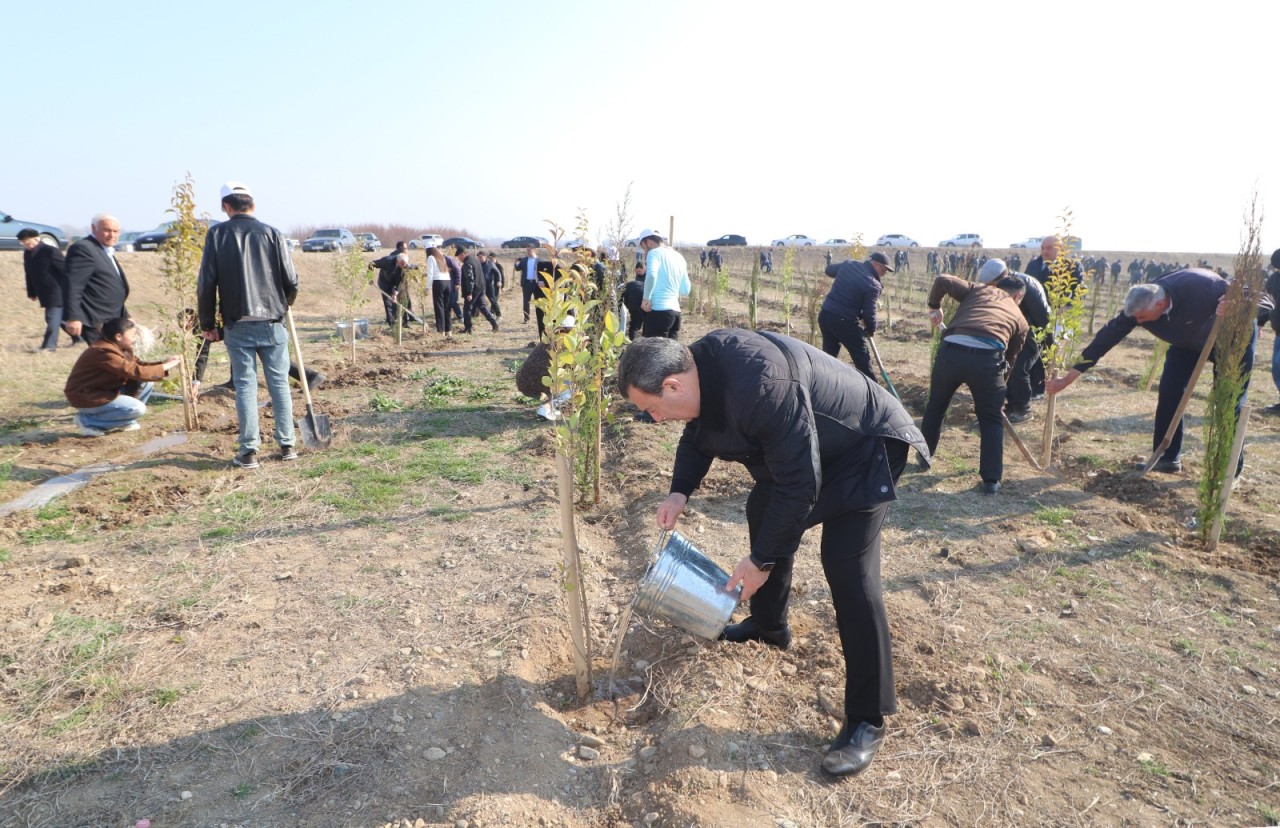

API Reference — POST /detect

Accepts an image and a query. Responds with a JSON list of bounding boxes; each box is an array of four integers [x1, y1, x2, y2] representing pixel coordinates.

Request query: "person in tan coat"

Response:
[[64, 317, 180, 437]]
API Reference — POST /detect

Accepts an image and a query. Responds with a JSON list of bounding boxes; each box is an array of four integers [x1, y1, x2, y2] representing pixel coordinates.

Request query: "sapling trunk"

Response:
[[1206, 404, 1251, 552], [556, 451, 592, 700]]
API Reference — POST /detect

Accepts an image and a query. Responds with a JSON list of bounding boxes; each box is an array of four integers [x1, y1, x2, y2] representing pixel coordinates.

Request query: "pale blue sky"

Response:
[[9, 0, 1278, 253]]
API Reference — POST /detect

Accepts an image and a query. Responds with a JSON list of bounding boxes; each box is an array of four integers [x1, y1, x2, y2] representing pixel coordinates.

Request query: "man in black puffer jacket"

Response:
[[617, 329, 929, 780]]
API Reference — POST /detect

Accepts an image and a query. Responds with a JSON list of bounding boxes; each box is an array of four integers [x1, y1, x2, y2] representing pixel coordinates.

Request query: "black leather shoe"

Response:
[[821, 720, 885, 778], [1005, 408, 1031, 424], [981, 480, 1000, 495], [718, 617, 792, 650]]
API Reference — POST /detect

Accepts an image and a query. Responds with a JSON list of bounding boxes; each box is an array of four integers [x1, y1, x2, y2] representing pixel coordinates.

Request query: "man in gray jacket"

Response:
[[197, 181, 298, 469], [819, 251, 892, 378]]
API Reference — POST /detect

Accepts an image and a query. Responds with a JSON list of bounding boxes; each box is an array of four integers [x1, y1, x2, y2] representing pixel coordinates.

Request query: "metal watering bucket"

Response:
[[634, 531, 740, 639]]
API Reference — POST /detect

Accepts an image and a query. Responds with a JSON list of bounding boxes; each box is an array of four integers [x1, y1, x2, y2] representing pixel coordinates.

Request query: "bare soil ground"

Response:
[[0, 247, 1278, 828]]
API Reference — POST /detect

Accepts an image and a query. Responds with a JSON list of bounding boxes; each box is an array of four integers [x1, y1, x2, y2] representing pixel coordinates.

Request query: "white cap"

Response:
[[977, 258, 1008, 284], [219, 181, 253, 200], [636, 228, 663, 243]]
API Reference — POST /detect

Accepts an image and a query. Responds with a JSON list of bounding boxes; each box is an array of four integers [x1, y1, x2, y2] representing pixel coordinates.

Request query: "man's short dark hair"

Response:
[[101, 317, 136, 341], [395, 241, 407, 251], [994, 276, 1025, 295], [455, 245, 466, 256], [221, 193, 254, 213], [16, 228, 39, 242], [616, 337, 693, 396]]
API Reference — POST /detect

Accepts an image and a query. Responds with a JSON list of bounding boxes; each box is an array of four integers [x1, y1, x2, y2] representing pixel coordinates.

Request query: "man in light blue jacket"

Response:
[[637, 228, 690, 339]]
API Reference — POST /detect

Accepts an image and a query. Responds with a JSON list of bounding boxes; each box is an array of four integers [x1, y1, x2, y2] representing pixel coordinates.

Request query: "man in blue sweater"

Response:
[[819, 251, 892, 378], [1046, 268, 1255, 475]]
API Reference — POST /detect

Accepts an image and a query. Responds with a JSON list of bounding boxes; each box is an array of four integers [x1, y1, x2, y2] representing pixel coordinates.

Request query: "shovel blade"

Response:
[[297, 412, 332, 449]]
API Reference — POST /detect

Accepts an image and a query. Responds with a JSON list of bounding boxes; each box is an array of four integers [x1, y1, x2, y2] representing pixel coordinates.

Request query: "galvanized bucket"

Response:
[[335, 318, 370, 341], [634, 531, 740, 639]]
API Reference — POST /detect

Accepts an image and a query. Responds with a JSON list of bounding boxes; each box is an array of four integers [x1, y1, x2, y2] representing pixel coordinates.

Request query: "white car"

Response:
[[820, 238, 850, 246], [939, 233, 983, 248], [876, 233, 919, 248], [407, 233, 445, 250], [1009, 236, 1044, 249], [771, 234, 816, 247]]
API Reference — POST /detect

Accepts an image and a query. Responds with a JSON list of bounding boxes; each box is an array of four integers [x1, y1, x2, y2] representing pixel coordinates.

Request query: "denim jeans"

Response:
[[41, 306, 64, 351], [224, 319, 294, 453], [78, 382, 153, 430]]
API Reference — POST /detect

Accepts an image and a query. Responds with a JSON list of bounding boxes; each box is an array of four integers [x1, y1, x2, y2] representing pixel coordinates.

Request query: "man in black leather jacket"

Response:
[[197, 182, 299, 468], [617, 330, 929, 779]]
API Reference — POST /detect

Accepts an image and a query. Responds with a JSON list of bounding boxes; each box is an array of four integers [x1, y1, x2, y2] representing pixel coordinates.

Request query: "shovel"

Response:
[[376, 287, 424, 325], [284, 307, 332, 449], [868, 336, 929, 468]]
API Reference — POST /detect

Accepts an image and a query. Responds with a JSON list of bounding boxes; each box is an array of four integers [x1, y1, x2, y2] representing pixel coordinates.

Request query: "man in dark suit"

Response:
[[63, 214, 129, 345], [516, 245, 542, 323], [19, 229, 69, 351]]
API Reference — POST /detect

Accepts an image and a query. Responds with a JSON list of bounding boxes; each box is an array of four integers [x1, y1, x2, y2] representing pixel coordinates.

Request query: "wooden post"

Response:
[[668, 216, 674, 247], [556, 451, 593, 700], [1040, 368, 1058, 468]]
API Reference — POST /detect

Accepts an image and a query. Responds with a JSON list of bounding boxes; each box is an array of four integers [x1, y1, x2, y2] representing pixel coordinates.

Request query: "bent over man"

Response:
[[1047, 268, 1254, 477], [920, 274, 1029, 494], [616, 330, 929, 778], [819, 250, 893, 378]]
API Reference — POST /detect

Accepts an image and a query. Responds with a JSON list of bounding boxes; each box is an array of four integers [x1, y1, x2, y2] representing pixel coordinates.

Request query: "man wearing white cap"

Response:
[[637, 229, 690, 339], [197, 182, 299, 469]]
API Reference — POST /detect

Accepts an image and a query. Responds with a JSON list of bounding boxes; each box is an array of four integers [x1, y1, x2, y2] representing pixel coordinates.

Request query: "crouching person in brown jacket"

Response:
[[64, 317, 180, 437]]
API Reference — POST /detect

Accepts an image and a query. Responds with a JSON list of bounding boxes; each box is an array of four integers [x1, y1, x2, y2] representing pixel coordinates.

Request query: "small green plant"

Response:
[[150, 687, 182, 707], [369, 391, 405, 413], [1040, 210, 1088, 467], [1199, 193, 1266, 546], [1138, 756, 1171, 777], [748, 256, 760, 329], [0, 416, 39, 434], [1172, 637, 1199, 657], [779, 247, 796, 332], [156, 172, 208, 432], [1034, 506, 1074, 525], [230, 782, 254, 799], [333, 240, 373, 362], [1252, 802, 1280, 826], [200, 526, 234, 540], [0, 548, 11, 564]]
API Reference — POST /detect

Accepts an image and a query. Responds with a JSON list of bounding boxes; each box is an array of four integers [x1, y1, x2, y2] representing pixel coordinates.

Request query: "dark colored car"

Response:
[[707, 234, 747, 246], [501, 235, 546, 249], [443, 236, 482, 250], [0, 209, 67, 250], [134, 220, 218, 251]]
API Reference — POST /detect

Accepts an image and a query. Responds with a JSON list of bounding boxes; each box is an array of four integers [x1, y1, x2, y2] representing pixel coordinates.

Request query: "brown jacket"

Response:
[[927, 275, 1029, 362], [64, 340, 168, 409]]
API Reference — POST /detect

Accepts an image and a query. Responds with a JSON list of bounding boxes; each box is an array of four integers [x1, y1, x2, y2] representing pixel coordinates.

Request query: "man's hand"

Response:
[[656, 493, 688, 530], [928, 308, 943, 329], [162, 355, 182, 371], [725, 556, 770, 601], [65, 320, 82, 337], [202, 329, 222, 342], [1216, 295, 1227, 317], [1045, 368, 1081, 395], [641, 300, 652, 313]]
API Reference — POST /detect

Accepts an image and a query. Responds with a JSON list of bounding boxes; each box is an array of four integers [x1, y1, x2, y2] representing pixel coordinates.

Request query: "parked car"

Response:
[[0, 209, 67, 250], [443, 236, 483, 250], [821, 238, 850, 247], [355, 232, 381, 251], [301, 228, 357, 252], [134, 220, 217, 251], [707, 234, 747, 246], [557, 237, 591, 250], [407, 233, 445, 250], [876, 233, 919, 248], [114, 231, 143, 253], [501, 235, 546, 249], [771, 234, 816, 247], [1008, 237, 1044, 249], [939, 233, 983, 248]]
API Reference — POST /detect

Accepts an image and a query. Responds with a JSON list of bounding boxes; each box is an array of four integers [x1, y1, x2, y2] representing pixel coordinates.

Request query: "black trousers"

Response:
[[450, 283, 463, 321], [380, 288, 412, 326], [431, 281, 453, 333], [487, 280, 501, 317], [1154, 327, 1255, 472], [920, 342, 1007, 484], [464, 292, 496, 333], [522, 279, 538, 322], [1005, 335, 1040, 412], [818, 309, 875, 379], [642, 309, 681, 339], [745, 491, 895, 722]]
